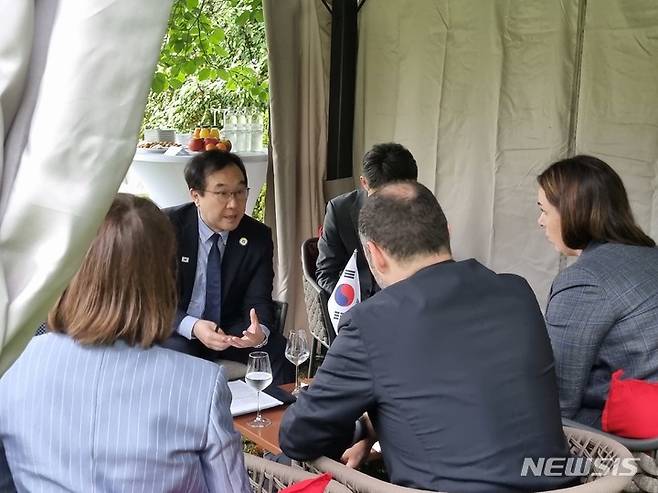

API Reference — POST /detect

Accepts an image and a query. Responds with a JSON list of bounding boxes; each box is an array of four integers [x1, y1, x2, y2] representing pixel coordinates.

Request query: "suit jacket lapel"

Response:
[[350, 189, 366, 237], [222, 219, 249, 297], [179, 206, 200, 308], [350, 190, 372, 296]]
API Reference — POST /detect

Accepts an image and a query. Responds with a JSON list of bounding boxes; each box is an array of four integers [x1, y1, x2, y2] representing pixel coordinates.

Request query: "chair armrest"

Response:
[[562, 418, 658, 452], [244, 453, 351, 493], [308, 456, 439, 493]]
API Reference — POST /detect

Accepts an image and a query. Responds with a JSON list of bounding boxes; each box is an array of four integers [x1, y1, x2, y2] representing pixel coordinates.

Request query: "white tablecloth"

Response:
[[122, 151, 268, 214]]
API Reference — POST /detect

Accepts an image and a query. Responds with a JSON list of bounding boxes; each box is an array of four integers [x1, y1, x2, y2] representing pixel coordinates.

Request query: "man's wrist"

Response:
[[254, 333, 268, 348], [254, 323, 270, 348], [179, 315, 199, 340]]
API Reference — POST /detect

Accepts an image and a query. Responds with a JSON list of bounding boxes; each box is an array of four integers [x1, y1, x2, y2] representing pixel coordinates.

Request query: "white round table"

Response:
[[125, 150, 268, 214]]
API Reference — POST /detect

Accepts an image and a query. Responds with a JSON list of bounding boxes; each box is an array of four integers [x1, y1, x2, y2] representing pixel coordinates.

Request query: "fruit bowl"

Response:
[[188, 127, 232, 152]]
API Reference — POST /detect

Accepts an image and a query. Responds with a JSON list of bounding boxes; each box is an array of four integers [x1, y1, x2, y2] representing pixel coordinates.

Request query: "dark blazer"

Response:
[[316, 189, 376, 300], [546, 242, 658, 427], [280, 259, 574, 493], [165, 203, 275, 337]]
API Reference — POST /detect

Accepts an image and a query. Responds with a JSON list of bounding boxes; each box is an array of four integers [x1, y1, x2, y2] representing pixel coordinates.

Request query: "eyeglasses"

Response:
[[201, 188, 250, 203]]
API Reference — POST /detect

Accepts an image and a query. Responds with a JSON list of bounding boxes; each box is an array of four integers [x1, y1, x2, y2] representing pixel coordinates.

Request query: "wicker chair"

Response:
[[35, 321, 48, 336], [245, 453, 351, 493], [563, 418, 658, 493], [305, 426, 635, 493], [300, 237, 335, 376]]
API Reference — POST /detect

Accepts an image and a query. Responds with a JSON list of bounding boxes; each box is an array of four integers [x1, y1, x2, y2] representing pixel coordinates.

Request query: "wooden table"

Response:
[[233, 383, 296, 455], [235, 381, 382, 463]]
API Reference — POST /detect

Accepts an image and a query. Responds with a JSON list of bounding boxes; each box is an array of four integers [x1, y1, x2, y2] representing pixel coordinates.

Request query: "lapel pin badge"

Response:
[[239, 237, 248, 246], [181, 256, 190, 263]]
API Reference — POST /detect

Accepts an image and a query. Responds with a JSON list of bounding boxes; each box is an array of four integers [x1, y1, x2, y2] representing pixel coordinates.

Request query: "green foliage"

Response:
[[144, 0, 268, 131], [251, 183, 266, 223]]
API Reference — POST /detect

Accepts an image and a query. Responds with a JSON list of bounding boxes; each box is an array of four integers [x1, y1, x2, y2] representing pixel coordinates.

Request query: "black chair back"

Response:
[[273, 300, 288, 335], [300, 238, 335, 349]]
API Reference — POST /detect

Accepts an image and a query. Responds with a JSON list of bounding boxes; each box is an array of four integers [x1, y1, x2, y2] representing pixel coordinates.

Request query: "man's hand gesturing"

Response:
[[192, 320, 233, 351], [230, 309, 266, 348]]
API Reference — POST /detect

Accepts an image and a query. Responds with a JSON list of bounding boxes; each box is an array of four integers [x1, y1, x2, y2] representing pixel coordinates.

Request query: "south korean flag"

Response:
[[327, 250, 361, 335]]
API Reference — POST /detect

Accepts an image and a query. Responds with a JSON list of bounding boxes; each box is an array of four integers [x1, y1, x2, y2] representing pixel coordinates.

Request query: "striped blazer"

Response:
[[0, 333, 250, 492]]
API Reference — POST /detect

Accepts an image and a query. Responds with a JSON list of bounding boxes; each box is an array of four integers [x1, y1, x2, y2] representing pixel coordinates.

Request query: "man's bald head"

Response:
[[358, 181, 450, 262]]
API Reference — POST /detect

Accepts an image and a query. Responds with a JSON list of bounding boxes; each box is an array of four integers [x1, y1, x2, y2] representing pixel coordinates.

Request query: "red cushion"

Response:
[[602, 369, 658, 439], [280, 472, 332, 493]]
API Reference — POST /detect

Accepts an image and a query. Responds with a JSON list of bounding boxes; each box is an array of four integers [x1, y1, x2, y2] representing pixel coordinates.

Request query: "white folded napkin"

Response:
[[228, 380, 283, 417]]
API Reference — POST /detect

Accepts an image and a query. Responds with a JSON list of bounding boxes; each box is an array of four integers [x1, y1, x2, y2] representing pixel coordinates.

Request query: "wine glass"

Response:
[[285, 330, 310, 395], [245, 351, 273, 428]]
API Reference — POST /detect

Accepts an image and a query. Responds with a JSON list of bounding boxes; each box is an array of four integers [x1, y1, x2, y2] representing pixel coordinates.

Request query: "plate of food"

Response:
[[137, 141, 176, 153], [137, 148, 167, 154]]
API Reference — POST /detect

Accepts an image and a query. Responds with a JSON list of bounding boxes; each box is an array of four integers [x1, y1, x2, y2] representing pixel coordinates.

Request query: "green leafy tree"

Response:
[[143, 0, 268, 131], [142, 0, 269, 223]]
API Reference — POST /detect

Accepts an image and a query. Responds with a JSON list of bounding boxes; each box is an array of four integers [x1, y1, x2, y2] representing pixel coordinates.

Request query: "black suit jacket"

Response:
[[316, 189, 376, 300], [280, 259, 574, 493], [165, 203, 275, 337]]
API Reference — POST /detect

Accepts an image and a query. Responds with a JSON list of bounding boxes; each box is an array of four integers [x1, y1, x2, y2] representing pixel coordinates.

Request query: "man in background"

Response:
[[281, 181, 574, 492], [316, 143, 417, 300]]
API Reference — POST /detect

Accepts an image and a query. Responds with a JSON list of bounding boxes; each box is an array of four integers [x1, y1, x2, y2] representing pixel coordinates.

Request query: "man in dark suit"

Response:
[[281, 181, 575, 492], [316, 143, 417, 300], [163, 150, 293, 384]]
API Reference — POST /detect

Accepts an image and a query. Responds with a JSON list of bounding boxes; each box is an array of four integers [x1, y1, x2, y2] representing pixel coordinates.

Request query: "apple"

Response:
[[204, 137, 219, 147], [188, 138, 204, 152], [219, 139, 232, 152]]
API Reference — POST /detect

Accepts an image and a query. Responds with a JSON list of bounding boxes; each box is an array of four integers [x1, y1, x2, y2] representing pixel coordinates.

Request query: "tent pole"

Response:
[[326, 0, 359, 181]]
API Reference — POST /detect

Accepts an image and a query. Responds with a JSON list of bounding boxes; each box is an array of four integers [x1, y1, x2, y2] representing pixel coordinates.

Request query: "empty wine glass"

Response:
[[245, 351, 273, 428], [285, 330, 310, 395]]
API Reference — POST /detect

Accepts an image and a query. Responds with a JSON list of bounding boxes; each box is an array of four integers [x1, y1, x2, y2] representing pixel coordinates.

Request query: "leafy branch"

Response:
[[150, 0, 268, 111]]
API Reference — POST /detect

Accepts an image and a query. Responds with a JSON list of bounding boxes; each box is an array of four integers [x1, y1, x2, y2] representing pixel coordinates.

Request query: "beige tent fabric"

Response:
[[354, 0, 658, 307], [0, 0, 172, 372], [576, 0, 658, 239], [263, 0, 331, 331]]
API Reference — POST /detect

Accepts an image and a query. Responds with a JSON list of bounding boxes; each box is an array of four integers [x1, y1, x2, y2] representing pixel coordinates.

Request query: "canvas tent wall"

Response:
[[266, 0, 658, 333]]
